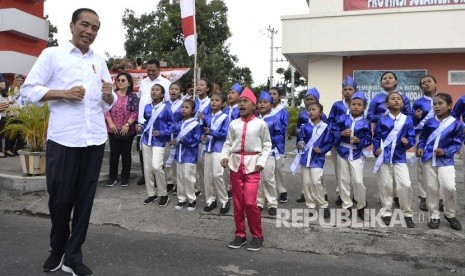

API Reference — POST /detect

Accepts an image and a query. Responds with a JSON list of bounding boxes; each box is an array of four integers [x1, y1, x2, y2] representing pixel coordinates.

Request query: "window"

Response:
[[448, 71, 465, 85]]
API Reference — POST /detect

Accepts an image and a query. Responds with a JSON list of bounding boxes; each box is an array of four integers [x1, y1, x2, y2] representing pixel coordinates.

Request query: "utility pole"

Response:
[[290, 65, 295, 107], [266, 25, 278, 87]]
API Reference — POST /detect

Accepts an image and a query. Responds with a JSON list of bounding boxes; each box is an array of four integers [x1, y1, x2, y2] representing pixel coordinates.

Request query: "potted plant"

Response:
[[1, 103, 49, 175]]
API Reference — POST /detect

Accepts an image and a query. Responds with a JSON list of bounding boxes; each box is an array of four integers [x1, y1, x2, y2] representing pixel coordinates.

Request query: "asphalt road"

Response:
[[0, 213, 456, 276]]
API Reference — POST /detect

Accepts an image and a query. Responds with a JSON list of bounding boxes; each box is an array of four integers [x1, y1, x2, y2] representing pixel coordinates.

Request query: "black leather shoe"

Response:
[[445, 216, 462, 231], [382, 216, 391, 226], [405, 217, 415, 228], [296, 193, 305, 203], [137, 176, 145, 185], [204, 201, 217, 212], [428, 218, 440, 229], [268, 207, 277, 216]]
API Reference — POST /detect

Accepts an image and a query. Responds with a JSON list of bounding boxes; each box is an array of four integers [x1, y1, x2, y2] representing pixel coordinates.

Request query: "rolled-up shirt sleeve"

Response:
[[21, 49, 54, 106]]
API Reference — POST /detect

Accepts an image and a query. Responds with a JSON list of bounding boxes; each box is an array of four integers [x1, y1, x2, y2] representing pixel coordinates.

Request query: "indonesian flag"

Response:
[[180, 0, 197, 56]]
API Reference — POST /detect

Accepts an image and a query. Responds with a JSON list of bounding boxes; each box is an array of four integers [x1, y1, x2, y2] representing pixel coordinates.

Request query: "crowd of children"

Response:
[[108, 73, 465, 251]]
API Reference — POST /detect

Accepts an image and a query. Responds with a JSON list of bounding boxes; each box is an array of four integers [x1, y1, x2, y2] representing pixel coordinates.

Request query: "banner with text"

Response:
[[344, 0, 465, 11], [110, 68, 190, 92], [353, 70, 427, 107]]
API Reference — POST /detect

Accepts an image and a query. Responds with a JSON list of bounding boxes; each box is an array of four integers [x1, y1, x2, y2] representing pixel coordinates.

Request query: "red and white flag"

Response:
[[180, 0, 197, 56]]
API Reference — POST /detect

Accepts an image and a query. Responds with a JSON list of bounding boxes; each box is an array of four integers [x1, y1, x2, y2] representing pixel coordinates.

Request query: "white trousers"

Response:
[[142, 144, 167, 197], [257, 157, 278, 209], [204, 152, 228, 205], [336, 154, 367, 210], [301, 167, 328, 209], [275, 157, 286, 194], [176, 162, 197, 203], [423, 161, 457, 220], [414, 133, 427, 198], [195, 144, 205, 192], [377, 163, 413, 217], [164, 142, 176, 185], [330, 147, 340, 195], [224, 167, 231, 190]]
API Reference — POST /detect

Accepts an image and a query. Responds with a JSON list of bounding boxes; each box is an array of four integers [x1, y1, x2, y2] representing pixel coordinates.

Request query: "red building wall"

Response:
[[0, 0, 46, 82], [343, 53, 465, 103], [0, 0, 44, 17]]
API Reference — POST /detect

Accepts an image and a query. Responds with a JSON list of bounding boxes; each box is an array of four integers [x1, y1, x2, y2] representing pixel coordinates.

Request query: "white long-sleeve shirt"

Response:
[[137, 75, 171, 124], [221, 115, 272, 173], [21, 41, 116, 147]]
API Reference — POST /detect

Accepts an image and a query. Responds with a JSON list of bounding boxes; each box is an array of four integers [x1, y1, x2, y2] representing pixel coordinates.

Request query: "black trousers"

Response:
[[108, 133, 134, 180], [46, 140, 105, 266], [136, 135, 144, 177]]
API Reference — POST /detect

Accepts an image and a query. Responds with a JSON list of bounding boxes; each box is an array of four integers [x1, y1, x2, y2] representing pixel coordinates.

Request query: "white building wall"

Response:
[[307, 55, 343, 111], [282, 1, 465, 105], [0, 51, 40, 76], [0, 8, 48, 40]]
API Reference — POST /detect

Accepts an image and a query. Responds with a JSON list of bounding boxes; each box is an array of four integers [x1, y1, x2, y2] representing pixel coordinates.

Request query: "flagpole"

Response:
[[193, 53, 197, 99]]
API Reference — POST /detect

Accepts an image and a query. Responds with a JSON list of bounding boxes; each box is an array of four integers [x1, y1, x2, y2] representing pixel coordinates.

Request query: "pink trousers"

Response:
[[230, 164, 263, 239]]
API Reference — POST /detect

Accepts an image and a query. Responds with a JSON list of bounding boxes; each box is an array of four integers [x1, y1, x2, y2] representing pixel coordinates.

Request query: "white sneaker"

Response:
[[187, 201, 197, 212], [175, 202, 186, 210]]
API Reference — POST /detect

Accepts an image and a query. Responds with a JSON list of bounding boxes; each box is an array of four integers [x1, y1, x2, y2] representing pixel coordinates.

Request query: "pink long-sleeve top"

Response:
[[105, 93, 138, 134]]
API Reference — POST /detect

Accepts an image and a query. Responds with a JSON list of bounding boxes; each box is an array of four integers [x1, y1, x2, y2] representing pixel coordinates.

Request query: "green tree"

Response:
[[45, 15, 58, 47], [121, 0, 252, 86], [276, 66, 307, 107]]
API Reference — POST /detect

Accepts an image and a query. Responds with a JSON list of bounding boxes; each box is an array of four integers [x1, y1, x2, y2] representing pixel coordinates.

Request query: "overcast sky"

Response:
[[44, 0, 309, 86]]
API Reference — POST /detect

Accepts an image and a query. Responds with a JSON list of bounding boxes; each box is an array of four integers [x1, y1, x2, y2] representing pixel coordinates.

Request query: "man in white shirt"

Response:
[[136, 59, 171, 185], [21, 8, 115, 276]]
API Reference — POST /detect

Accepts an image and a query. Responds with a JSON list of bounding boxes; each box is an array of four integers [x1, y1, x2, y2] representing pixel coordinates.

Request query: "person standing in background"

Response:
[[268, 87, 289, 204], [411, 75, 437, 211], [452, 94, 465, 185], [367, 71, 413, 208], [136, 59, 171, 185], [328, 76, 357, 206], [104, 72, 139, 187], [3, 74, 26, 156], [21, 8, 116, 276], [417, 93, 463, 231]]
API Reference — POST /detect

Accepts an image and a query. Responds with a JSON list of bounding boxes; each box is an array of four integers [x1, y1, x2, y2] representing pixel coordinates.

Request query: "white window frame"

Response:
[[448, 71, 465, 85]]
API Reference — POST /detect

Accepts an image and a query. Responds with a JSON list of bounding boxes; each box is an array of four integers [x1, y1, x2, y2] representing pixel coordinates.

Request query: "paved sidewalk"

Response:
[[1, 141, 465, 270]]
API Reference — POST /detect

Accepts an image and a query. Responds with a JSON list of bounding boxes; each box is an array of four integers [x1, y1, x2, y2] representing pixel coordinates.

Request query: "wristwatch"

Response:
[[125, 122, 131, 127]]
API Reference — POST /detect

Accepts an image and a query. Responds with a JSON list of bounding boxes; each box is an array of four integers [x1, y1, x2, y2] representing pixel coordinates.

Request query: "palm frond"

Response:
[[1, 103, 49, 152]]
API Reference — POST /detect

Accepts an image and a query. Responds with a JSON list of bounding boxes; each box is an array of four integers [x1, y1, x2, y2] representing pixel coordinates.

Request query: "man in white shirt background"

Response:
[[136, 58, 171, 185], [21, 8, 115, 276]]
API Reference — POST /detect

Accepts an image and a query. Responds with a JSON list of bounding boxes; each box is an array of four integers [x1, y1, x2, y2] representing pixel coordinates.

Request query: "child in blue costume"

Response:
[[411, 75, 437, 211], [256, 91, 281, 216], [269, 86, 289, 204], [332, 91, 372, 220], [172, 99, 201, 211], [417, 93, 463, 231], [328, 76, 358, 206], [141, 84, 175, 207], [292, 102, 333, 219], [373, 91, 415, 228], [202, 93, 230, 214]]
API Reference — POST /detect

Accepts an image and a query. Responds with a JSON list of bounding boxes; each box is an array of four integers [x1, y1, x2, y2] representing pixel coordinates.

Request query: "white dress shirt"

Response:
[[21, 41, 116, 147], [221, 115, 272, 174], [137, 75, 171, 124]]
